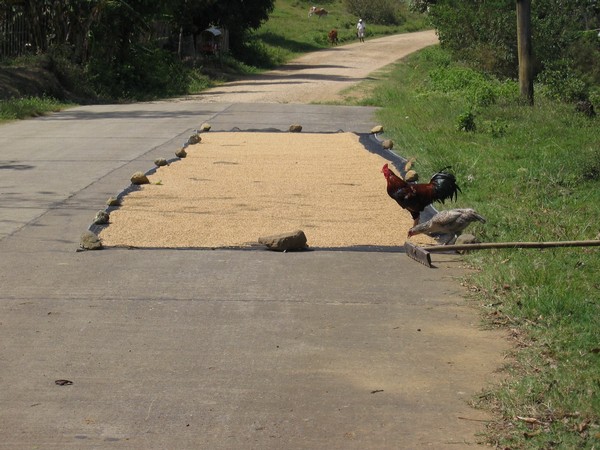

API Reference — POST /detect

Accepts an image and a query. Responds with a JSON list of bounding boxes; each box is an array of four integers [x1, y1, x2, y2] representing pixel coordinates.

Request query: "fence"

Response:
[[1, 4, 229, 61], [0, 4, 35, 59]]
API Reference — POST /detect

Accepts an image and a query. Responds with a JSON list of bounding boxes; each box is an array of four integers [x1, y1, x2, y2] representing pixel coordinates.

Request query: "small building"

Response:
[[198, 26, 229, 57]]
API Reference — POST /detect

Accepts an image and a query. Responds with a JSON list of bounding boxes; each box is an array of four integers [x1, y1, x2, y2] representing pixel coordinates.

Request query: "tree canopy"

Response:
[[0, 0, 274, 98], [417, 0, 600, 101]]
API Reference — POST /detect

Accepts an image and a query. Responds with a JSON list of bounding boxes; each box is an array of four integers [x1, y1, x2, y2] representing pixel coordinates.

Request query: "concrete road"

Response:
[[0, 103, 375, 241], [0, 33, 508, 449]]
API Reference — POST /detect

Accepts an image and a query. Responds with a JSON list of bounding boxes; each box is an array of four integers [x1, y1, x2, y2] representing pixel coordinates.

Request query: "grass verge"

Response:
[[363, 45, 600, 449], [0, 96, 72, 122]]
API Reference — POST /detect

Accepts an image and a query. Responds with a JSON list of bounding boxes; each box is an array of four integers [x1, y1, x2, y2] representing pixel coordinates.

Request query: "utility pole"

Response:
[[516, 0, 534, 105]]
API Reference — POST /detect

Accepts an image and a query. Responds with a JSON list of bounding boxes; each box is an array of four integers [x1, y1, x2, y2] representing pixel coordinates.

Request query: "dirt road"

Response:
[[192, 30, 438, 104]]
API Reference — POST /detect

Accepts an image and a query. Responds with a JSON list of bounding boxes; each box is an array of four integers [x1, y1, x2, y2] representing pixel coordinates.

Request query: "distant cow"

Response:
[[328, 29, 338, 46], [308, 6, 328, 18]]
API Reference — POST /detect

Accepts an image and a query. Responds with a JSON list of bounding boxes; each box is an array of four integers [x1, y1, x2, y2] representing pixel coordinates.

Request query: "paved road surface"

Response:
[[0, 32, 507, 449]]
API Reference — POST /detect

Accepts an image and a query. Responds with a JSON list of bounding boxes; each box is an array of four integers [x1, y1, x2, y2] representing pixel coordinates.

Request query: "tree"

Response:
[[162, 0, 274, 58], [186, 0, 274, 56], [427, 0, 600, 86], [428, 0, 517, 77], [1, 0, 276, 98]]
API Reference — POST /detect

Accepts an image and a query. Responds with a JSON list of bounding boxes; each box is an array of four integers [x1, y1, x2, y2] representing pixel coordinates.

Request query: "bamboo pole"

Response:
[[405, 240, 600, 267], [421, 240, 600, 253]]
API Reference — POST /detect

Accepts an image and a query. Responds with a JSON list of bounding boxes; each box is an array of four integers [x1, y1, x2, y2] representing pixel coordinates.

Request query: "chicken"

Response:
[[381, 163, 461, 226], [407, 208, 486, 244]]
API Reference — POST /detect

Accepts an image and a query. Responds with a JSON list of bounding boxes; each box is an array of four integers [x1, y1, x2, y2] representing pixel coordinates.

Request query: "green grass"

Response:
[[361, 45, 600, 449], [0, 96, 71, 122]]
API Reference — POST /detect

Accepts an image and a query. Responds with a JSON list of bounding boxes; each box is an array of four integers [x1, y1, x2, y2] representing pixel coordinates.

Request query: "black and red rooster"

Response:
[[381, 163, 461, 226]]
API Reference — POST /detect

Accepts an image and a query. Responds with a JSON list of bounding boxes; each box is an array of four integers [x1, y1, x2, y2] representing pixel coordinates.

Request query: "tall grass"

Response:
[[0, 96, 70, 122], [366, 45, 600, 449]]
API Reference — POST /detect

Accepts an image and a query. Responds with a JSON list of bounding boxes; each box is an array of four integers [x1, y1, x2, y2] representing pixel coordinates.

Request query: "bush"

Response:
[[589, 87, 600, 110], [344, 0, 404, 25], [428, 66, 494, 106], [233, 39, 279, 69], [0, 96, 65, 120], [537, 60, 589, 103], [428, 0, 598, 85], [456, 110, 476, 132], [428, 1, 517, 78], [408, 0, 430, 13], [87, 45, 189, 100], [482, 119, 508, 138], [569, 31, 600, 87], [426, 64, 520, 108]]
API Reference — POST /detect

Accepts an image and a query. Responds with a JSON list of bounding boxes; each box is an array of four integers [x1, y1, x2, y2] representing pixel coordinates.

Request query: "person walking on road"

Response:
[[356, 18, 366, 42]]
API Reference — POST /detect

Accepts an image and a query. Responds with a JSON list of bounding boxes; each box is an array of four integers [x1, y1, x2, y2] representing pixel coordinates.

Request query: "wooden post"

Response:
[[516, 0, 534, 105], [178, 26, 183, 59]]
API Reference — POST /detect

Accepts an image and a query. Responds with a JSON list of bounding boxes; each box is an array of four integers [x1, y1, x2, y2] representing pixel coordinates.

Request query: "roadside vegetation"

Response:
[[362, 45, 600, 449], [363, 4, 600, 446], [0, 95, 68, 120], [263, 2, 600, 447]]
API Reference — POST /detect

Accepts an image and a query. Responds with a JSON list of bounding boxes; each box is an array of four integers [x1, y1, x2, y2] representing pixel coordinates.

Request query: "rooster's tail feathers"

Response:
[[430, 171, 461, 203]]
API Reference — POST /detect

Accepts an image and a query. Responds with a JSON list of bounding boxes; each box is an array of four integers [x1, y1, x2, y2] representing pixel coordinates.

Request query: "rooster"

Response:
[[408, 208, 486, 244], [381, 163, 461, 226]]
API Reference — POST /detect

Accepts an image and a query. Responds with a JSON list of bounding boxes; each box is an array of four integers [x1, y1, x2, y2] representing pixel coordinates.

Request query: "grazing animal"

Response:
[[328, 29, 338, 45], [381, 163, 461, 227], [309, 6, 328, 18], [408, 208, 486, 244]]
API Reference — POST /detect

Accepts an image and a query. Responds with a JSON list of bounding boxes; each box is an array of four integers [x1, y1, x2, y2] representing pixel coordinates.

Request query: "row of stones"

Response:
[[80, 124, 397, 251]]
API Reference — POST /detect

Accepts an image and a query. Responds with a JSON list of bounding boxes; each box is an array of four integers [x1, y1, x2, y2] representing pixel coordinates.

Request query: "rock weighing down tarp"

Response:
[[98, 132, 434, 249]]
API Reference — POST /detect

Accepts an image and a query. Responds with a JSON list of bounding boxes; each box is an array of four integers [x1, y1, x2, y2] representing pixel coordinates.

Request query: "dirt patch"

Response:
[[0, 55, 84, 101], [0, 64, 65, 100], [98, 132, 435, 249]]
